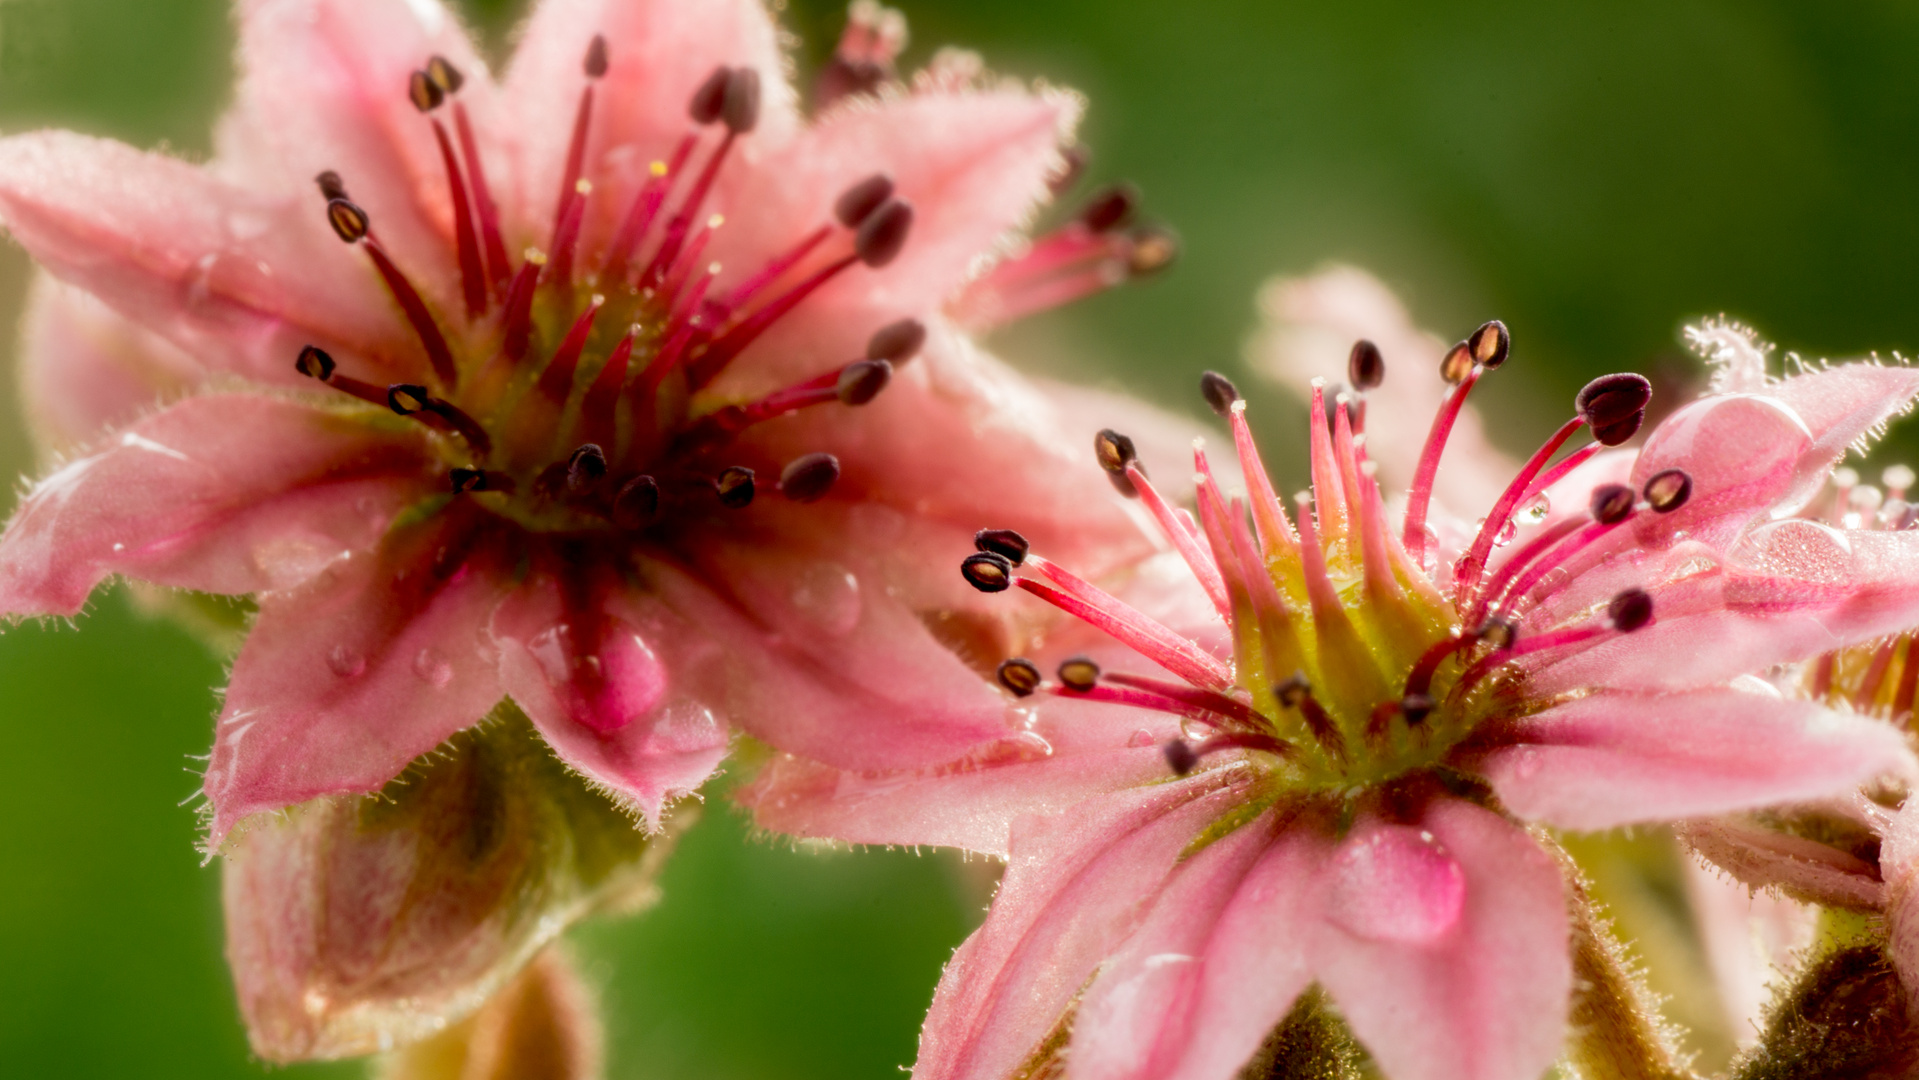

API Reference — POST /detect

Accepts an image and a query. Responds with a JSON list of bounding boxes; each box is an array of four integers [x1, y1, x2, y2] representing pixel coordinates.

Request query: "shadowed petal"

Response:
[[495, 570, 729, 828], [1678, 818, 1884, 910], [0, 131, 415, 383], [1315, 799, 1568, 1080], [913, 775, 1252, 1080], [204, 511, 509, 846], [0, 394, 431, 617], [1475, 689, 1914, 831]]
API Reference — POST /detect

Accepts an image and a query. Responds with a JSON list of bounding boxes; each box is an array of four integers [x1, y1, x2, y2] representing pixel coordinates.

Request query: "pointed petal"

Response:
[[1769, 362, 1919, 480], [0, 394, 431, 617], [708, 87, 1078, 383], [203, 512, 508, 845], [1474, 689, 1914, 831], [1062, 805, 1321, 1080], [16, 274, 207, 453], [0, 131, 416, 383], [503, 0, 794, 247], [494, 571, 728, 828], [912, 775, 1250, 1080], [1677, 818, 1884, 910], [1316, 799, 1569, 1080], [228, 0, 494, 287]]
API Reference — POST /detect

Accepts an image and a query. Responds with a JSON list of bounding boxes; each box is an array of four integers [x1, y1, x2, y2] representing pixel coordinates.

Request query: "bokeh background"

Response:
[[4, 1, 1919, 1076]]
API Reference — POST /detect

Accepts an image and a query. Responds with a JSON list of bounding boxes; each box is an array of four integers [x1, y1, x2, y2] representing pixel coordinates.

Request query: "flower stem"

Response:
[[1558, 849, 1698, 1080]]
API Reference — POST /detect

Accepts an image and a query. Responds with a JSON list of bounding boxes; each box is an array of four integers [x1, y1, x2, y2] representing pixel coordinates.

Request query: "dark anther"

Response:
[[295, 344, 336, 381], [1643, 469, 1692, 513], [408, 69, 446, 112], [866, 318, 926, 365], [1590, 411, 1645, 447], [583, 34, 609, 79], [1275, 672, 1312, 707], [834, 174, 896, 229], [1400, 693, 1436, 725], [1199, 371, 1240, 418], [1608, 588, 1655, 633], [1094, 428, 1140, 497], [326, 198, 370, 244], [1469, 320, 1510, 368], [722, 67, 762, 134], [1058, 655, 1101, 692], [715, 466, 756, 508], [427, 55, 465, 94], [1078, 183, 1138, 233], [450, 467, 488, 494], [780, 452, 841, 503], [1576, 373, 1652, 420], [314, 170, 348, 202], [1589, 483, 1637, 525], [962, 551, 1014, 593], [690, 66, 731, 124], [973, 528, 1030, 566], [1476, 617, 1517, 651], [1163, 739, 1199, 776], [1049, 144, 1089, 195], [996, 657, 1042, 697], [1439, 341, 1475, 385], [854, 199, 914, 268], [387, 383, 431, 415], [836, 359, 893, 405], [1349, 339, 1386, 391], [613, 475, 661, 528], [567, 444, 608, 492], [1126, 226, 1179, 276]]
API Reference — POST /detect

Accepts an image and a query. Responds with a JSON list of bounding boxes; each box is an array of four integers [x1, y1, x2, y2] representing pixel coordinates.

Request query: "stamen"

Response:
[[1101, 671, 1265, 729], [1348, 339, 1385, 390], [1200, 370, 1240, 416], [865, 318, 927, 364], [410, 72, 486, 318], [996, 657, 1042, 697], [710, 224, 832, 316], [294, 345, 386, 405], [1094, 428, 1141, 497], [1079, 184, 1138, 232], [1454, 589, 1655, 702], [1163, 732, 1295, 776], [1057, 655, 1101, 692], [779, 452, 841, 503], [1164, 739, 1200, 775], [1643, 469, 1692, 512], [604, 133, 699, 278], [536, 294, 605, 401], [834, 174, 896, 228], [1574, 372, 1653, 446], [324, 198, 458, 386], [649, 67, 761, 285], [566, 443, 608, 494], [1125, 461, 1231, 620], [715, 466, 756, 508], [611, 475, 661, 528], [1403, 335, 1490, 561], [1018, 555, 1236, 692], [450, 467, 514, 495], [1277, 673, 1346, 761], [974, 528, 1030, 564], [315, 170, 347, 201], [386, 382, 491, 454]]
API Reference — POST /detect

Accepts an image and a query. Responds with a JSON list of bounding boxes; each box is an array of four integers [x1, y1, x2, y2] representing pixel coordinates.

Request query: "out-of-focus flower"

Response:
[[0, 0, 1183, 846], [744, 276, 1919, 1080]]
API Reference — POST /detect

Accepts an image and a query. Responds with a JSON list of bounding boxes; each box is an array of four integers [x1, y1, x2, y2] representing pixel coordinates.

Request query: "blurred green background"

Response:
[[4, 0, 1919, 1076]]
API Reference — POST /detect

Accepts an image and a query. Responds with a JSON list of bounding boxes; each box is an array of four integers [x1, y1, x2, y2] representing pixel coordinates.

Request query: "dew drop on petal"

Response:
[[1516, 495, 1549, 526], [971, 730, 1054, 766], [412, 646, 453, 688], [527, 619, 666, 735], [1734, 518, 1853, 583], [1326, 823, 1466, 944], [787, 562, 862, 636], [327, 645, 366, 678], [1128, 728, 1155, 748]]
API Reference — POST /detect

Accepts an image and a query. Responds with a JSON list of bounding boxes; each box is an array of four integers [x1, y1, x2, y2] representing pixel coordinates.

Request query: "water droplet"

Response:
[[1493, 517, 1518, 546], [788, 562, 862, 636], [1516, 495, 1550, 525], [327, 645, 366, 678], [1326, 824, 1465, 944], [1128, 729, 1155, 748], [1417, 527, 1440, 573], [970, 730, 1054, 766], [111, 542, 125, 553], [525, 618, 665, 735], [1735, 518, 1853, 583], [412, 646, 453, 688]]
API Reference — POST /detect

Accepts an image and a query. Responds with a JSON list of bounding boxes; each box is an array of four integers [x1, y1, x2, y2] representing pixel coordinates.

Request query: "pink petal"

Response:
[[0, 131, 413, 384], [913, 775, 1251, 1080], [503, 0, 794, 251], [228, 0, 495, 288], [670, 515, 1017, 772], [1769, 362, 1919, 482], [16, 274, 207, 453], [203, 515, 509, 846], [1676, 818, 1884, 910], [0, 393, 430, 617], [708, 88, 1079, 385], [1314, 798, 1569, 1080], [494, 571, 728, 828], [1061, 804, 1321, 1080], [1474, 688, 1914, 831]]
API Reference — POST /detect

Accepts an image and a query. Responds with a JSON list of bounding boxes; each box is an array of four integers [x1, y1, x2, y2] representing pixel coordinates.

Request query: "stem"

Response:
[[1557, 845, 1698, 1080]]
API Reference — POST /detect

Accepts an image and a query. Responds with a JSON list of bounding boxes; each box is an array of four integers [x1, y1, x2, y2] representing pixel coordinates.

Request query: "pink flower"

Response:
[[0, 0, 1185, 847], [743, 286, 1919, 1080]]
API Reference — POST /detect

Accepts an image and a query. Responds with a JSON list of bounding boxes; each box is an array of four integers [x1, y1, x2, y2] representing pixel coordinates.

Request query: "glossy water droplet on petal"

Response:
[[527, 619, 666, 736], [327, 645, 366, 678], [1734, 518, 1854, 583], [788, 562, 861, 636], [1326, 823, 1466, 944], [1516, 495, 1549, 525], [412, 646, 453, 688], [1128, 728, 1155, 748], [1493, 517, 1518, 546]]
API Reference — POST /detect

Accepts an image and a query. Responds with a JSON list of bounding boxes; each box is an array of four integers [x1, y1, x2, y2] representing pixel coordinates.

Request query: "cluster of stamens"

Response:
[[1802, 463, 1919, 719], [963, 323, 1693, 789]]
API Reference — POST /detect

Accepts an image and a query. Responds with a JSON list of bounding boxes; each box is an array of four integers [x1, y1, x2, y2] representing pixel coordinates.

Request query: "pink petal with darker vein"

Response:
[[1314, 799, 1568, 1080], [1475, 688, 1913, 832], [0, 394, 429, 617], [0, 131, 410, 384], [204, 515, 508, 845]]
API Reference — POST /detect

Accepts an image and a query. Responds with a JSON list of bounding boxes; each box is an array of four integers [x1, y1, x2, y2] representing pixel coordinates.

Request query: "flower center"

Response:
[[292, 41, 924, 536], [964, 326, 1687, 792]]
